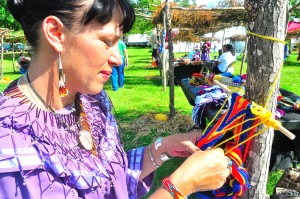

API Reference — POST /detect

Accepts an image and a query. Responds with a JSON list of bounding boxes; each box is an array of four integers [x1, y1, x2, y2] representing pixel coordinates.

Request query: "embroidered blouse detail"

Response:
[[0, 79, 153, 199]]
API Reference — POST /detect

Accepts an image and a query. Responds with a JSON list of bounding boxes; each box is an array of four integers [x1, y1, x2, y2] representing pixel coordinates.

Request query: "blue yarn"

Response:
[[232, 76, 242, 83], [221, 72, 233, 77]]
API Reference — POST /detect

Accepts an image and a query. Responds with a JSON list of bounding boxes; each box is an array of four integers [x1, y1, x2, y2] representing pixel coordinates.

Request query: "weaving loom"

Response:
[[194, 80, 295, 199]]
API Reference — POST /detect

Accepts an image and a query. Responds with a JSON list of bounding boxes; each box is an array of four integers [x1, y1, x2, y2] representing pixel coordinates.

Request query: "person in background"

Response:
[[188, 46, 197, 59], [284, 43, 289, 62], [212, 44, 236, 74], [191, 46, 201, 61], [17, 51, 31, 74], [0, 0, 231, 198], [149, 28, 159, 66], [111, 39, 128, 91], [201, 42, 210, 62]]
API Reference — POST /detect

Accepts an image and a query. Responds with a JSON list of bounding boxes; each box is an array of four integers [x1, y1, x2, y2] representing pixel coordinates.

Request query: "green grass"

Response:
[[0, 52, 24, 90], [1, 47, 299, 196]]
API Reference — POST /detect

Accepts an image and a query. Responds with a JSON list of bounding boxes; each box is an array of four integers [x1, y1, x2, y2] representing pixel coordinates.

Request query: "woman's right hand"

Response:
[[169, 148, 231, 195]]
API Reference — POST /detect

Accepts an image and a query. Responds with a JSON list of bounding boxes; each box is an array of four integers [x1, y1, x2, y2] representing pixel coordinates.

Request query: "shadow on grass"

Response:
[[135, 58, 151, 62], [284, 61, 300, 66], [124, 75, 162, 87], [4, 71, 20, 75]]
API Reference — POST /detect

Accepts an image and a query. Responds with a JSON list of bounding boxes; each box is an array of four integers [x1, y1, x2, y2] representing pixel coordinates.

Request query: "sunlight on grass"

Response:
[[266, 170, 284, 195]]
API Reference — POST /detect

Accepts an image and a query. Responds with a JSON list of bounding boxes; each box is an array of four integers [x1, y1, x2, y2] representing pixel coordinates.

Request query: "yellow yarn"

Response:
[[154, 113, 168, 122], [213, 75, 222, 81], [247, 31, 286, 44], [250, 102, 281, 130]]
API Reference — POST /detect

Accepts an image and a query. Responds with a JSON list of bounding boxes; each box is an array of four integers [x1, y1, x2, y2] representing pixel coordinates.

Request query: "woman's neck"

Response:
[[20, 59, 76, 111]]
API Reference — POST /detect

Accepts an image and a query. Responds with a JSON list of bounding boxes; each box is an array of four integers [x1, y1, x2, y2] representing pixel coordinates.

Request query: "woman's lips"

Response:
[[100, 71, 112, 81]]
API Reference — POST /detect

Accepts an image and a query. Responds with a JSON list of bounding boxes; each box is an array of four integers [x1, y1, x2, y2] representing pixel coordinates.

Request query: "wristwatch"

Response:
[[155, 137, 171, 162]]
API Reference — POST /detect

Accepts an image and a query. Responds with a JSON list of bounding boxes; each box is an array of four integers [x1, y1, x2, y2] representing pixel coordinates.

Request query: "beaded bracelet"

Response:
[[162, 177, 187, 199], [148, 145, 160, 168]]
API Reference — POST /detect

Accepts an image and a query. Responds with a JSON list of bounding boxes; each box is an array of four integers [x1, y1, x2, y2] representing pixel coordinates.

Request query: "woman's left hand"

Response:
[[161, 132, 202, 158]]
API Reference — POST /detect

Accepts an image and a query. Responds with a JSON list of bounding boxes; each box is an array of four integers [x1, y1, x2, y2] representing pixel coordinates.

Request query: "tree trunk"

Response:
[[12, 46, 16, 73], [242, 0, 288, 198]]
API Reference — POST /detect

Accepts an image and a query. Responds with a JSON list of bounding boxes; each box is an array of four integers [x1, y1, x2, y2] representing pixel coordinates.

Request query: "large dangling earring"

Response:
[[58, 54, 68, 97]]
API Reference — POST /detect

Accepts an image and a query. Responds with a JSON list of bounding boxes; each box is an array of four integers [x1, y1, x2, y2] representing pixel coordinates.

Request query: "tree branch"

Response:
[[289, 2, 300, 12], [135, 13, 153, 19]]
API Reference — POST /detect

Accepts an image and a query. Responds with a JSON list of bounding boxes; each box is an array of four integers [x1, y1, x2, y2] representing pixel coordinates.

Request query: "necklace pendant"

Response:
[[79, 130, 93, 151]]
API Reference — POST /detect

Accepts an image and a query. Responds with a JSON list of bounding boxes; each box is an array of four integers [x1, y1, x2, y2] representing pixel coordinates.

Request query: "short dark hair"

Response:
[[225, 44, 234, 55], [7, 0, 135, 49]]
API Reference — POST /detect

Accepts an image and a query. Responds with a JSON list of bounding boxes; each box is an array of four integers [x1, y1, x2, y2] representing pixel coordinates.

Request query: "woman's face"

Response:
[[62, 8, 123, 95]]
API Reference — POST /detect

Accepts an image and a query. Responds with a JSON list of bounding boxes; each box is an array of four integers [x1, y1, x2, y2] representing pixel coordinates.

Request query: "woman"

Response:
[[201, 42, 210, 62], [0, 0, 230, 198], [213, 44, 236, 74]]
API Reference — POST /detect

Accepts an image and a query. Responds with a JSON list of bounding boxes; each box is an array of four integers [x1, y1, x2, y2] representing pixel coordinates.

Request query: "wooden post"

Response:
[[222, 29, 226, 52], [12, 43, 16, 72], [162, 6, 167, 91], [165, 0, 176, 117], [210, 33, 214, 59], [240, 36, 248, 75]]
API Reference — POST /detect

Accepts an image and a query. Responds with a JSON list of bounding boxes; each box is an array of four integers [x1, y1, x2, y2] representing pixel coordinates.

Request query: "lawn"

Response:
[[0, 47, 299, 197]]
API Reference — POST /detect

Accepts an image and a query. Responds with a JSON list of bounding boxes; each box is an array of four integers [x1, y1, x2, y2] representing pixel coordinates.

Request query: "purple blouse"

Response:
[[0, 79, 153, 198]]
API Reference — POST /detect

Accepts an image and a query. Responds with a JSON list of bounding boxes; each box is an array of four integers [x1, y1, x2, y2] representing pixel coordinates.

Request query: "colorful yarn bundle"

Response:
[[192, 85, 227, 128], [195, 93, 259, 199], [277, 95, 300, 112]]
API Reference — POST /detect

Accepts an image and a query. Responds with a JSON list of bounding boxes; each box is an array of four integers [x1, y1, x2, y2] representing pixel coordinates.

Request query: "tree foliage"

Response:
[[174, 0, 196, 7], [128, 0, 160, 34], [129, 16, 154, 34], [289, 0, 300, 19], [0, 0, 21, 30]]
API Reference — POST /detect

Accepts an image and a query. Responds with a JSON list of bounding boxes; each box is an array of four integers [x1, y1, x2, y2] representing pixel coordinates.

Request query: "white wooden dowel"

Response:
[[213, 79, 232, 93], [277, 125, 295, 140]]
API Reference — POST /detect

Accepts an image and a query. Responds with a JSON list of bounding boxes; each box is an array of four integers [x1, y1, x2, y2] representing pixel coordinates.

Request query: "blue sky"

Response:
[[195, 0, 220, 8], [164, 0, 220, 8]]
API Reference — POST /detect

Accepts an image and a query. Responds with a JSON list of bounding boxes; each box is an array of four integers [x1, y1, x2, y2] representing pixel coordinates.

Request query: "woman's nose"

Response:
[[108, 47, 122, 67]]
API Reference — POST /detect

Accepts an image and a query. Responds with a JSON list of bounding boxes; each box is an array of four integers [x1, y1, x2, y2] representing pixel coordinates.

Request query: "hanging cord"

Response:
[[107, 94, 125, 135], [247, 31, 286, 44], [204, 31, 287, 137], [247, 31, 286, 108]]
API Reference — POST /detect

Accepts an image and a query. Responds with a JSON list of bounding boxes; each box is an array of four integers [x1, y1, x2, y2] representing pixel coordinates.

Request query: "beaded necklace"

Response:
[[24, 72, 97, 156]]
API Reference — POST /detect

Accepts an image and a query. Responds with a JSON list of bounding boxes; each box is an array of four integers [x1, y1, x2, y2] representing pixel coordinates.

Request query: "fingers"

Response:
[[190, 131, 202, 144], [226, 156, 233, 176], [211, 150, 232, 183], [177, 147, 232, 192], [183, 141, 200, 154], [214, 156, 232, 189]]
